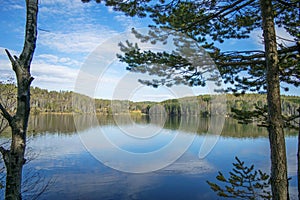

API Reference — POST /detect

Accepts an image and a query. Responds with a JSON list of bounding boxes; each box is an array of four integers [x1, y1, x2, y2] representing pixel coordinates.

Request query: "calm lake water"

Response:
[[1, 114, 298, 199]]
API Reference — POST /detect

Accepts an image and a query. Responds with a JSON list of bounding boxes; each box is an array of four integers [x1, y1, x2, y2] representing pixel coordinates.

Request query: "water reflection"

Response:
[[79, 114, 201, 173], [18, 114, 297, 199], [27, 114, 297, 137]]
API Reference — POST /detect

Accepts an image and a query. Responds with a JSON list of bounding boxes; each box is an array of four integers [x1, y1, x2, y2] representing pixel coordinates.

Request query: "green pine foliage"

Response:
[[207, 157, 272, 200], [100, 0, 299, 95]]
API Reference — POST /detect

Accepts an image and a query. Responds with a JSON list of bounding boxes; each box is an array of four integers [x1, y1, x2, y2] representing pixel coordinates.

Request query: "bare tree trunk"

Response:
[[2, 132, 26, 200], [0, 0, 38, 199], [259, 0, 289, 199]]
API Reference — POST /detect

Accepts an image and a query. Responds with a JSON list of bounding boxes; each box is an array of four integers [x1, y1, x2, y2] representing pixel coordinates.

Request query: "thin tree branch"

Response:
[[37, 28, 50, 32], [221, 44, 299, 59], [0, 103, 13, 123], [276, 0, 300, 7], [0, 146, 10, 164], [0, 124, 9, 135], [5, 49, 21, 75], [0, 146, 8, 155], [276, 35, 297, 43], [217, 0, 256, 19], [181, 0, 256, 32], [4, 49, 15, 63], [283, 114, 300, 123], [5, 49, 17, 71], [221, 50, 265, 55], [216, 60, 265, 66]]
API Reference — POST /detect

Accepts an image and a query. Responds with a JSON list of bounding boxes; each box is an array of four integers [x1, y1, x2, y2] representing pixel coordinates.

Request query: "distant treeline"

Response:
[[0, 83, 299, 117]]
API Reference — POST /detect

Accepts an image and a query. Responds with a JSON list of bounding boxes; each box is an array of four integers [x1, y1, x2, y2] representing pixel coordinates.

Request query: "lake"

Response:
[[1, 114, 298, 199]]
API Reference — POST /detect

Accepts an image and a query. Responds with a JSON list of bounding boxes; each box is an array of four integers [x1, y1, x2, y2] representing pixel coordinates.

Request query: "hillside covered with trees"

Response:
[[1, 83, 298, 117]]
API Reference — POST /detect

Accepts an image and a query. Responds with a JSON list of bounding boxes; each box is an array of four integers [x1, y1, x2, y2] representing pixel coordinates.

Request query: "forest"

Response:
[[0, 0, 299, 199], [1, 83, 298, 117]]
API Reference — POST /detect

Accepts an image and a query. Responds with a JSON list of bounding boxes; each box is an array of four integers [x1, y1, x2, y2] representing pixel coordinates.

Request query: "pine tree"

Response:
[[83, 1, 299, 199], [207, 157, 272, 200]]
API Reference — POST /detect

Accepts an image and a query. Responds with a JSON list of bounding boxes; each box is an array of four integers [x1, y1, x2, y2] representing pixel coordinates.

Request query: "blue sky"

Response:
[[0, 0, 298, 101]]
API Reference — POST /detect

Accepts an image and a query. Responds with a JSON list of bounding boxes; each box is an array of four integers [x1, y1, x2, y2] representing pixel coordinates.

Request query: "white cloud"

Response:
[[37, 0, 120, 55], [107, 6, 114, 13], [114, 15, 139, 31], [276, 27, 296, 46], [31, 62, 79, 89], [0, 58, 15, 81], [0, 53, 80, 91], [249, 30, 264, 49], [250, 26, 296, 49], [39, 0, 88, 15], [36, 54, 81, 67], [0, 48, 21, 81], [8, 4, 24, 10], [36, 54, 59, 63], [31, 63, 78, 79], [1, 1, 25, 11], [38, 29, 117, 53], [159, 157, 214, 175]]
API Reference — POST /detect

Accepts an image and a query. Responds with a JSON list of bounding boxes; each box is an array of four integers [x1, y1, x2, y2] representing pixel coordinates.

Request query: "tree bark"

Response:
[[259, 0, 289, 199], [0, 0, 38, 199], [297, 107, 300, 199]]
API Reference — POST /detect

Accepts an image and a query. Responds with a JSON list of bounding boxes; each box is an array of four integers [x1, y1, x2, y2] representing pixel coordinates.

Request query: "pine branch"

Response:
[[208, 157, 271, 199], [216, 60, 265, 66], [186, 0, 256, 31], [217, 0, 256, 19], [220, 44, 298, 60], [276, 0, 300, 7], [216, 44, 299, 67], [221, 50, 265, 55]]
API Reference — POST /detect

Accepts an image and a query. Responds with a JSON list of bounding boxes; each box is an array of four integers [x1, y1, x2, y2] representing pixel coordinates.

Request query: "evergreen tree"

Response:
[[83, 1, 299, 199], [207, 157, 272, 200]]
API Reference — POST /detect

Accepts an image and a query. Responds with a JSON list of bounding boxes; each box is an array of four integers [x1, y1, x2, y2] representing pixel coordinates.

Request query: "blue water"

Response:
[[6, 115, 298, 199]]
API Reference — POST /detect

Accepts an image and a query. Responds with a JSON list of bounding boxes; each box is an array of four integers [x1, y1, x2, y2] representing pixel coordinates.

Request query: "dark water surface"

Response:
[[4, 114, 298, 199]]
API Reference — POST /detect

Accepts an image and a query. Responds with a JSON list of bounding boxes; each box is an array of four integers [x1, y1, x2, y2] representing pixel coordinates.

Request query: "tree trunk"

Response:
[[259, 0, 289, 199], [3, 75, 33, 200], [297, 107, 300, 199], [4, 132, 26, 200], [0, 0, 38, 199]]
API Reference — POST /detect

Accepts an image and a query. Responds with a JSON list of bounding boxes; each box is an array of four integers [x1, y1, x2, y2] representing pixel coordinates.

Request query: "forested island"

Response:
[[1, 83, 298, 117]]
